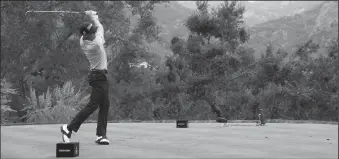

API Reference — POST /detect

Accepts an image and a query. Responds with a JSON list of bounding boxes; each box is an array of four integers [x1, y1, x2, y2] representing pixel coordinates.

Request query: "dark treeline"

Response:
[[1, 1, 338, 124]]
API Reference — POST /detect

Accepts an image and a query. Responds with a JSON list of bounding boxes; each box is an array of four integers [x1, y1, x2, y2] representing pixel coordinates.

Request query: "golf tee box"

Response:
[[176, 120, 188, 128], [56, 142, 79, 157]]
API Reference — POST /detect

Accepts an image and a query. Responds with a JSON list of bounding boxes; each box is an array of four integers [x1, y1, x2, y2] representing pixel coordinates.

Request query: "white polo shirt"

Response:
[[79, 15, 107, 71]]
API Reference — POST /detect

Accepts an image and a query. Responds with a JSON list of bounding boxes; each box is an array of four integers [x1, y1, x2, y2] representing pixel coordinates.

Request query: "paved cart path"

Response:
[[1, 123, 338, 158]]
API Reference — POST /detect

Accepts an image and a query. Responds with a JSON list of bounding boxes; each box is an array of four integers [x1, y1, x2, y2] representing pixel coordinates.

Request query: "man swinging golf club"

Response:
[[60, 10, 110, 145]]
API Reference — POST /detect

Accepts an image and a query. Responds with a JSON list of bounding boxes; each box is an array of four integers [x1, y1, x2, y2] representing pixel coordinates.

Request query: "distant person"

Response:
[[60, 10, 110, 145], [203, 95, 227, 123], [259, 108, 266, 125]]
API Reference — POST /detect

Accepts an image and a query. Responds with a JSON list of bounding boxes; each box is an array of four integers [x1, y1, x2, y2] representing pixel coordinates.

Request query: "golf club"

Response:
[[25, 10, 86, 14]]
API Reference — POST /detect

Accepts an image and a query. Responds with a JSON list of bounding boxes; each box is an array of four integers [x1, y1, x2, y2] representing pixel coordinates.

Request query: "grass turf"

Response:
[[1, 123, 338, 158]]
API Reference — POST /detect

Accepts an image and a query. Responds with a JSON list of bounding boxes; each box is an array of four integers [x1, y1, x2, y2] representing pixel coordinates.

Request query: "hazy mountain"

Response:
[[149, 1, 327, 43], [247, 1, 338, 57], [129, 2, 193, 42], [128, 2, 194, 58], [128, 1, 337, 58], [177, 1, 324, 26], [152, 2, 193, 42]]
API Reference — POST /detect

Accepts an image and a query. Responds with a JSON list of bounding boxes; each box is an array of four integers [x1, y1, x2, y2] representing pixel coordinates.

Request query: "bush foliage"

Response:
[[1, 1, 338, 124], [1, 78, 18, 124], [21, 81, 89, 123]]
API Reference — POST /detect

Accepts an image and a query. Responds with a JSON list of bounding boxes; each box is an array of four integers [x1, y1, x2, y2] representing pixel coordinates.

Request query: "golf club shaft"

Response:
[[26, 10, 85, 14]]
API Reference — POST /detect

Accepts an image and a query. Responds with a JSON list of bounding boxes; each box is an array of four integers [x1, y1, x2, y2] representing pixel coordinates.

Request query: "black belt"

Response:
[[91, 69, 108, 74]]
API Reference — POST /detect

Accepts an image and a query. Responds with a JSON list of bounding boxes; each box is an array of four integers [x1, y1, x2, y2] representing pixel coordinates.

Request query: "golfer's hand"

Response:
[[85, 10, 98, 16], [85, 10, 104, 36]]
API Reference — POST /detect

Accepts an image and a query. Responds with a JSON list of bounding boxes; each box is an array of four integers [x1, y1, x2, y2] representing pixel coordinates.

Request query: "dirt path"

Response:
[[1, 123, 338, 158]]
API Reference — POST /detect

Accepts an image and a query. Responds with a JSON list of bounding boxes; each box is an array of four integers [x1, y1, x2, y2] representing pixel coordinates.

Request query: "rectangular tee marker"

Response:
[[56, 142, 79, 157], [176, 120, 188, 128]]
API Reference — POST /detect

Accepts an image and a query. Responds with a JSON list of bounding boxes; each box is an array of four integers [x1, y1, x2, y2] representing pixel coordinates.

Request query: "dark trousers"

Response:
[[67, 70, 110, 136], [202, 95, 223, 117]]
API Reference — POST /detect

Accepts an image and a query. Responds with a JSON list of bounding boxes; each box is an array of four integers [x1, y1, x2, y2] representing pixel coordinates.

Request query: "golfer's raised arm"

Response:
[[91, 15, 104, 36], [85, 10, 104, 37]]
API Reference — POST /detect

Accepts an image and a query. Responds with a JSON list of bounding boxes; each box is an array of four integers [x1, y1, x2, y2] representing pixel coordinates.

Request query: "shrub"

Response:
[[1, 78, 17, 124], [21, 81, 90, 124]]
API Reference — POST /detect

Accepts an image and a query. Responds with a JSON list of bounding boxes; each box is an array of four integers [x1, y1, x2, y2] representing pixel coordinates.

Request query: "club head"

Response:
[[25, 10, 32, 16]]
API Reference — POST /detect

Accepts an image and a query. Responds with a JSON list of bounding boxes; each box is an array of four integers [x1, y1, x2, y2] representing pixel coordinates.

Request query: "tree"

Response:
[[1, 1, 169, 121], [125, 1, 169, 42], [211, 1, 249, 50], [185, 1, 216, 44]]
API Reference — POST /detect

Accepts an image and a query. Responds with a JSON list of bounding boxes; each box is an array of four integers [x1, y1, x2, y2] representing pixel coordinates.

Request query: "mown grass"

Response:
[[1, 119, 337, 126]]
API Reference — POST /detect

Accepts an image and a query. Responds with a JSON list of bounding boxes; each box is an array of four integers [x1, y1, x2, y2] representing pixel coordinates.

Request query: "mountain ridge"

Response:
[[126, 1, 337, 59], [177, 1, 324, 26], [247, 1, 338, 57]]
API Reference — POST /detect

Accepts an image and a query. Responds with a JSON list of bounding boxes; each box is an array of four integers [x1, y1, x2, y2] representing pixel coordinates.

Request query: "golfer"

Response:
[[60, 10, 110, 145]]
